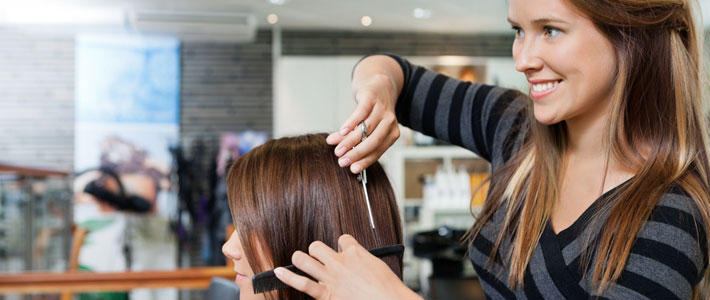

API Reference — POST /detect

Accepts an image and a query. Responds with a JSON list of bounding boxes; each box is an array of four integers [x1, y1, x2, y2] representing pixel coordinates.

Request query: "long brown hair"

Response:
[[468, 0, 710, 295], [226, 133, 403, 300]]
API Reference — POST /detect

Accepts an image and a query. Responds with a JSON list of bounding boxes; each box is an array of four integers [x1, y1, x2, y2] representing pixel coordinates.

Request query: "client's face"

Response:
[[223, 231, 267, 300]]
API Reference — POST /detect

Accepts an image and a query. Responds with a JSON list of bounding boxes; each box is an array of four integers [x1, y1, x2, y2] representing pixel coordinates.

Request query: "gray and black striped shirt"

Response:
[[386, 54, 708, 299]]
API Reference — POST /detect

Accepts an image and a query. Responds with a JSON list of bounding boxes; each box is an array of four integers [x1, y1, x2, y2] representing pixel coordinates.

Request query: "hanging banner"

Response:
[[73, 33, 180, 300]]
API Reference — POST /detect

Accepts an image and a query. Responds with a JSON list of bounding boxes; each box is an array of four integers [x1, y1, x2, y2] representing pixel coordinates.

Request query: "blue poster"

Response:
[[73, 34, 180, 300]]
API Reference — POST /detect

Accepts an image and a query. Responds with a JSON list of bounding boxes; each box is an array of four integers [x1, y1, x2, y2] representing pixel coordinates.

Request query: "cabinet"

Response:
[[381, 133, 490, 292], [389, 142, 483, 228], [0, 163, 72, 273]]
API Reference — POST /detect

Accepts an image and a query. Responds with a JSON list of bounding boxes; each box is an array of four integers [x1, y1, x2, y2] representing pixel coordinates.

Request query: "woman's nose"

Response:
[[514, 39, 544, 74], [222, 232, 242, 261]]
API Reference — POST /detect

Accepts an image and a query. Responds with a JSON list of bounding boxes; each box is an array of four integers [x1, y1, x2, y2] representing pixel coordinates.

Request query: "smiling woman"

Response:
[[508, 0, 619, 127], [221, 133, 403, 300], [271, 0, 710, 299]]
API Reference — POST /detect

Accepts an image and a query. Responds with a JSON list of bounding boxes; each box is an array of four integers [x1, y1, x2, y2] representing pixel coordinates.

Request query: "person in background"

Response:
[[274, 0, 710, 299]]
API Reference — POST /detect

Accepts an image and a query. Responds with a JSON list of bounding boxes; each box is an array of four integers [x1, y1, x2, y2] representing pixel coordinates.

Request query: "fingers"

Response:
[[279, 241, 341, 299], [291, 250, 328, 281], [349, 121, 399, 174], [328, 92, 376, 146], [329, 77, 400, 174], [334, 114, 379, 161], [337, 234, 362, 252], [308, 241, 339, 266], [343, 89, 377, 132], [337, 114, 400, 174], [274, 266, 325, 299]]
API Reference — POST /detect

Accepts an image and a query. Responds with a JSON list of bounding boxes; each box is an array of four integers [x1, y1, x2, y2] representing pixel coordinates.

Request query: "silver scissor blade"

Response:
[[360, 170, 375, 229]]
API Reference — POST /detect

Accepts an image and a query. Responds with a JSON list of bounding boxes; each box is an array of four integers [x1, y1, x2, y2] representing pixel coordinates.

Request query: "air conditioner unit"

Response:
[[128, 10, 257, 42]]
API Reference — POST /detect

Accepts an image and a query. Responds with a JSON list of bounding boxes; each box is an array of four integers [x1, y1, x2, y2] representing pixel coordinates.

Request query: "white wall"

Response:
[[274, 55, 527, 139], [274, 56, 361, 138]]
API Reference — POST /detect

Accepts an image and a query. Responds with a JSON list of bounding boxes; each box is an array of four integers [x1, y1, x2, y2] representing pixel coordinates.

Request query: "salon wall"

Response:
[[281, 30, 513, 56], [0, 29, 516, 281], [0, 28, 75, 171], [0, 29, 275, 172], [180, 31, 274, 152], [0, 29, 514, 172], [1, 28, 707, 173]]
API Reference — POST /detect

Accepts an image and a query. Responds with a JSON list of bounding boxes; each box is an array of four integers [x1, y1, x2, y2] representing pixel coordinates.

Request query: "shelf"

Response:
[[398, 146, 479, 160], [430, 208, 476, 215], [404, 199, 483, 213], [404, 198, 423, 205], [426, 206, 482, 215]]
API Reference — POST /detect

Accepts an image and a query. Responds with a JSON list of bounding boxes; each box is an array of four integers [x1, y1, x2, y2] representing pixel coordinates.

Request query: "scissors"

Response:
[[357, 121, 376, 229]]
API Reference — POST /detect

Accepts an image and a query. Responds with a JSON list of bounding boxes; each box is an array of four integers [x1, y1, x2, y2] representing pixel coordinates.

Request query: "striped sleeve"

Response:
[[384, 54, 528, 165], [596, 191, 708, 300]]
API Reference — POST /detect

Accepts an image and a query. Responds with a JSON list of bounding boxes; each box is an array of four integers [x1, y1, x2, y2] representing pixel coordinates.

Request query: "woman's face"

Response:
[[509, 0, 617, 126], [222, 231, 266, 300]]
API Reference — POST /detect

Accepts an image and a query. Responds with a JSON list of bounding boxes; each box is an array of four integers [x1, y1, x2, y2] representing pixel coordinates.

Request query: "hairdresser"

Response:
[[274, 0, 710, 299]]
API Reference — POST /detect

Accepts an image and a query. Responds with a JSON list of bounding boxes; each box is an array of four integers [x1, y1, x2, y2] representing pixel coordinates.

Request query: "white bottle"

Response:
[[457, 166, 471, 209], [422, 174, 436, 209], [435, 165, 449, 208], [446, 166, 459, 209]]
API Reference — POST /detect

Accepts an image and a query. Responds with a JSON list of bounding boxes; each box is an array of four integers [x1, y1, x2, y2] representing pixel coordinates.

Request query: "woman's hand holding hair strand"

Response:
[[274, 234, 422, 300]]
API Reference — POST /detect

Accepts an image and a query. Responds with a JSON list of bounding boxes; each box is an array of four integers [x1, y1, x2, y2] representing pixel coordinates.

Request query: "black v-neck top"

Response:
[[384, 54, 708, 299]]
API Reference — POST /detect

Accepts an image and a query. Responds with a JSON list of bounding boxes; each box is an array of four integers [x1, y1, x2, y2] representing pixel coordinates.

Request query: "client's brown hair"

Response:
[[226, 133, 403, 300]]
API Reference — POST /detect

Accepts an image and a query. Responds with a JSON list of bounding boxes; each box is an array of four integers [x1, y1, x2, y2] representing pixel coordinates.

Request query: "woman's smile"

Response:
[[509, 0, 619, 126], [529, 79, 563, 101]]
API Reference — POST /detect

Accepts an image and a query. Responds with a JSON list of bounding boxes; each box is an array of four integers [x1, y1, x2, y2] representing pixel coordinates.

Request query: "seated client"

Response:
[[222, 133, 403, 300]]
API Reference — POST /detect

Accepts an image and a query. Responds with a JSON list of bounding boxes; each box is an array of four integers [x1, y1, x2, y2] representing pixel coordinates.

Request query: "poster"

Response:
[[73, 34, 180, 300]]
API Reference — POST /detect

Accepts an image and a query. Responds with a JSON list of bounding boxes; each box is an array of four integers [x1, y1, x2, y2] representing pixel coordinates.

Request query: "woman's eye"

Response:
[[544, 27, 560, 37], [512, 27, 525, 38]]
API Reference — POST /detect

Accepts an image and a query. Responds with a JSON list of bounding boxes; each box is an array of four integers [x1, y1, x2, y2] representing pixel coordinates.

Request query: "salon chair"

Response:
[[206, 277, 240, 300], [413, 226, 485, 300]]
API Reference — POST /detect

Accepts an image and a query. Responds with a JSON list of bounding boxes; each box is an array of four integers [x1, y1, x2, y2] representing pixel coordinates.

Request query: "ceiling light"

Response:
[[267, 14, 279, 24], [268, 0, 287, 5], [361, 16, 372, 27], [413, 8, 432, 19], [1, 2, 123, 26]]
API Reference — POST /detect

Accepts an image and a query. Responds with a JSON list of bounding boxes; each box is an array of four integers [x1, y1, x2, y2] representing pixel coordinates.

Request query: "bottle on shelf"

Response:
[[456, 166, 472, 209], [434, 166, 450, 208], [422, 174, 436, 209]]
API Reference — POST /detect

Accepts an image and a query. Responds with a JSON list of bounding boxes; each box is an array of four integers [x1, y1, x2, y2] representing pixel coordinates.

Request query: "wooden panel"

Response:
[[0, 162, 69, 177], [0, 267, 235, 294]]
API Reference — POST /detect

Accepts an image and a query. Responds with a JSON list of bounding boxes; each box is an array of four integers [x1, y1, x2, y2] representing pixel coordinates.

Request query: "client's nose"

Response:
[[222, 231, 242, 261]]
